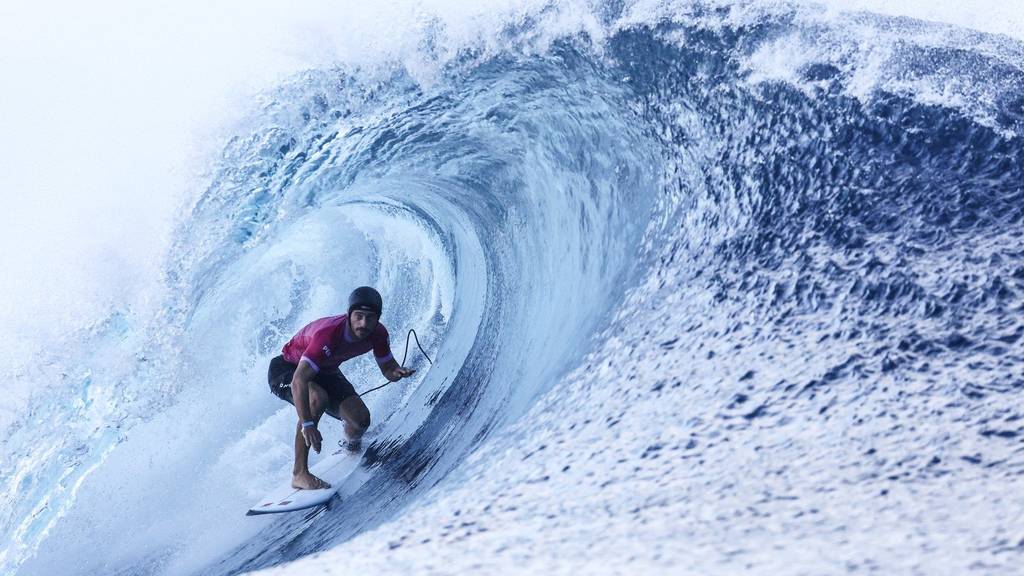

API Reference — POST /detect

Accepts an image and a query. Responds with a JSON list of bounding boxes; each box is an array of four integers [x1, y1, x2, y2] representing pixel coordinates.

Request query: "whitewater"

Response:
[[1, 1, 1022, 574]]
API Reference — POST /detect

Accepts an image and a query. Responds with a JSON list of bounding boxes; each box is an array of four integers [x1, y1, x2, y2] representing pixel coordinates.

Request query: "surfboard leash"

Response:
[[359, 328, 433, 397]]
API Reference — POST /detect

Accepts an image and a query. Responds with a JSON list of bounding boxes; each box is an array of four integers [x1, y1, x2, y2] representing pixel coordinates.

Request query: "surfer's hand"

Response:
[[302, 426, 322, 453]]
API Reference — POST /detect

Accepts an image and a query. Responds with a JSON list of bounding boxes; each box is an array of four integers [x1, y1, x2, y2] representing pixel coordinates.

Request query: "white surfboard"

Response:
[[246, 442, 366, 516]]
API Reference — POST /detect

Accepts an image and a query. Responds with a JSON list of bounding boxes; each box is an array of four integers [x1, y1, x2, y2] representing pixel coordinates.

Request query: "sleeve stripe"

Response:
[[299, 356, 320, 373], [375, 353, 394, 364]]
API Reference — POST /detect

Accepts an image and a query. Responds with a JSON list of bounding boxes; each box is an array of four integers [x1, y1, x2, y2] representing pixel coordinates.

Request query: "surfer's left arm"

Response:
[[373, 324, 413, 381], [380, 358, 415, 382]]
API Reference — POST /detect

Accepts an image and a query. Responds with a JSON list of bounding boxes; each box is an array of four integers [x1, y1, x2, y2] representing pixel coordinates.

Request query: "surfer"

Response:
[[267, 286, 415, 490]]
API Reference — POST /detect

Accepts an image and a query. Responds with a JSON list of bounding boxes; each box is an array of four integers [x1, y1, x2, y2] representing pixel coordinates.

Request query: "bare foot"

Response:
[[291, 472, 331, 490]]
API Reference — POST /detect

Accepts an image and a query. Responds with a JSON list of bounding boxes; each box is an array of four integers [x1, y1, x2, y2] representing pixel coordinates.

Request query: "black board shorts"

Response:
[[267, 355, 357, 421]]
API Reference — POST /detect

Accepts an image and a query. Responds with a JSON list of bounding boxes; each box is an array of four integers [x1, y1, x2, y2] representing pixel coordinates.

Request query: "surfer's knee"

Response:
[[351, 404, 370, 431], [340, 396, 370, 432], [345, 412, 370, 436], [355, 412, 370, 431]]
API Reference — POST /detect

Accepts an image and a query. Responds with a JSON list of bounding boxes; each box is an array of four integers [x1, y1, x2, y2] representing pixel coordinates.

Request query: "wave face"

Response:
[[4, 2, 1024, 574]]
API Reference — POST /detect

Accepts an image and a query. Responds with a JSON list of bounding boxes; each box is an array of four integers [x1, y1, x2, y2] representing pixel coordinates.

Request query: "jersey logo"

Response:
[[322, 345, 332, 358]]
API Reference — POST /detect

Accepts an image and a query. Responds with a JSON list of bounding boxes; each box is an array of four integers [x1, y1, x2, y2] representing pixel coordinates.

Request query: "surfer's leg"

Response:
[[338, 394, 371, 444], [319, 372, 368, 449], [292, 381, 330, 485]]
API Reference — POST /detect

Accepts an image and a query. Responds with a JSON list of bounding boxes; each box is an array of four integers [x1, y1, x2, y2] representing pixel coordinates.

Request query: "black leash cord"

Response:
[[359, 329, 432, 397]]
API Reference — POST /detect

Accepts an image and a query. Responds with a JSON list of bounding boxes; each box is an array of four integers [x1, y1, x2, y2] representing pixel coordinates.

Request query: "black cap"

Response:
[[348, 286, 383, 316]]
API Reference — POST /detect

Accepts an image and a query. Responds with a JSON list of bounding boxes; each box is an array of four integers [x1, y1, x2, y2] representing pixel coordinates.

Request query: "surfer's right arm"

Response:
[[292, 360, 322, 452]]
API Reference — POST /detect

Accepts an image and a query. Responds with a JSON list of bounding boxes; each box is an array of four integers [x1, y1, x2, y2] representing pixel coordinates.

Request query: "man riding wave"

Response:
[[267, 286, 415, 490]]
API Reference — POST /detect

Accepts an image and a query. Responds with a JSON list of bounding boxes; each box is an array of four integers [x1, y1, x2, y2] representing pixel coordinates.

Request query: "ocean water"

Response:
[[2, 1, 1022, 575]]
